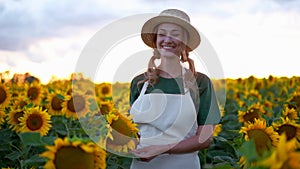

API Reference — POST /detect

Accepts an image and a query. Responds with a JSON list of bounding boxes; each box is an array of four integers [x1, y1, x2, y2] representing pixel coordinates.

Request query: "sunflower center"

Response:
[[0, 87, 7, 104], [248, 129, 273, 155], [54, 146, 94, 169], [26, 113, 43, 130], [27, 87, 39, 100], [111, 116, 133, 136], [101, 86, 110, 95], [107, 116, 136, 145], [51, 96, 63, 111], [100, 104, 110, 115], [14, 111, 24, 124], [289, 95, 300, 109], [67, 95, 85, 112], [278, 124, 297, 141], [107, 129, 132, 146], [244, 109, 260, 123]]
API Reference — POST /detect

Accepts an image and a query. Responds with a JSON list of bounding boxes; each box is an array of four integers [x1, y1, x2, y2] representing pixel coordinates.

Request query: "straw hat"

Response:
[[141, 9, 201, 51]]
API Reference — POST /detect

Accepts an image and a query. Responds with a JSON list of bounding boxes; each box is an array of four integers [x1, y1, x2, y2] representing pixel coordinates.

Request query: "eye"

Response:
[[158, 33, 166, 37]]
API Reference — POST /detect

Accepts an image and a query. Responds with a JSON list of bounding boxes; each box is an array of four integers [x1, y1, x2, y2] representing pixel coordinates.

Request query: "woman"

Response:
[[129, 9, 221, 169]]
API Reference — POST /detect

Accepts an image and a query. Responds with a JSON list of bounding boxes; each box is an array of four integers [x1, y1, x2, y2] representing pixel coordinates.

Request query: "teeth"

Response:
[[162, 45, 174, 49]]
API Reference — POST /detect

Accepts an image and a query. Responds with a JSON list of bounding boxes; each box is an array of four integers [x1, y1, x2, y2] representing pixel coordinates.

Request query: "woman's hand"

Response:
[[131, 144, 170, 162]]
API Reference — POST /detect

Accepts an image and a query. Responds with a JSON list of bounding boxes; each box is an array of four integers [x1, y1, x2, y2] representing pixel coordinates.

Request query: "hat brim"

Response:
[[141, 15, 201, 51]]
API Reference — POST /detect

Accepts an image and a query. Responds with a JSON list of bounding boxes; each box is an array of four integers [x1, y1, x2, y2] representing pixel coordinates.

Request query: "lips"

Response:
[[161, 44, 176, 49]]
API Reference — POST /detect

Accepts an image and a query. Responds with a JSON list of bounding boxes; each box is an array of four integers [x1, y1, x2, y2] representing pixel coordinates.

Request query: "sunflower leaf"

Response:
[[56, 94, 65, 100], [21, 154, 47, 167], [24, 102, 34, 109], [208, 163, 234, 169], [5, 150, 23, 161], [48, 87, 55, 93], [238, 139, 259, 163], [18, 132, 45, 146]]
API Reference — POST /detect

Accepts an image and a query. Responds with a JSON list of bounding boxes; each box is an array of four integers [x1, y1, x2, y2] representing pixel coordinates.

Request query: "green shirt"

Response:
[[129, 72, 221, 125]]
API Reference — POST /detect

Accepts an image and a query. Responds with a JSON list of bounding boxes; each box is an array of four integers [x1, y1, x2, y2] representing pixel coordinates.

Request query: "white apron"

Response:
[[130, 68, 200, 169]]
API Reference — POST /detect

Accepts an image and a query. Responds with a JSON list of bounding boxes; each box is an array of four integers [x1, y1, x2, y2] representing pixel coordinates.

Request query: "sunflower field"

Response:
[[0, 71, 300, 169]]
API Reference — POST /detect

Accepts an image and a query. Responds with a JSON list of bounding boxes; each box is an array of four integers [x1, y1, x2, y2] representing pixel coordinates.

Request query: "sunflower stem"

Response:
[[203, 148, 207, 164], [10, 141, 22, 153]]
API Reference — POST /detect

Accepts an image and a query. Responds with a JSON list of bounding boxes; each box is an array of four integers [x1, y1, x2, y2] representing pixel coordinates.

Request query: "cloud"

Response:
[[273, 0, 300, 11], [1, 0, 299, 81], [192, 2, 300, 78], [0, 0, 117, 52]]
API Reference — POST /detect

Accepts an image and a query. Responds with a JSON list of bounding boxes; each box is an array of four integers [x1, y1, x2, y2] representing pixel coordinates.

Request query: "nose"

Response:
[[163, 36, 173, 43]]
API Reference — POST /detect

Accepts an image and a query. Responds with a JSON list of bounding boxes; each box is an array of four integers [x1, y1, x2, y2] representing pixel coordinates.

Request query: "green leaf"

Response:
[[5, 150, 23, 161], [18, 132, 45, 146], [238, 140, 259, 163], [42, 136, 56, 145], [56, 94, 65, 100], [48, 87, 55, 93], [0, 128, 14, 151], [25, 102, 35, 109], [51, 117, 68, 136], [21, 154, 47, 167], [212, 163, 234, 169]]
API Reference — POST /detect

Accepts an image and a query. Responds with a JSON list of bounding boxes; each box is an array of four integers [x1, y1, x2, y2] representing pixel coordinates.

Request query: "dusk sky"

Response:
[[1, 0, 300, 83]]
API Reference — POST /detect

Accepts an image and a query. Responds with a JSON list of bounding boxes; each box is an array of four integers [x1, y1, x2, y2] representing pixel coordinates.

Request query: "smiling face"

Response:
[[155, 23, 187, 58]]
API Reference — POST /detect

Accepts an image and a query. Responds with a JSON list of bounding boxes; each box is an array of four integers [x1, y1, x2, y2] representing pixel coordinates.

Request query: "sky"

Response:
[[0, 0, 300, 84]]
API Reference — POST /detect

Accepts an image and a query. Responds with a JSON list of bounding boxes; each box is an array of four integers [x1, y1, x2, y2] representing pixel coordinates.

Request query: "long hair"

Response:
[[138, 28, 199, 99]]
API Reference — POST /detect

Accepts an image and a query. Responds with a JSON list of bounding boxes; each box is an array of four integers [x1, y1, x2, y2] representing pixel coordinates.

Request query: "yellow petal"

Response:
[[39, 151, 55, 160], [80, 144, 94, 153]]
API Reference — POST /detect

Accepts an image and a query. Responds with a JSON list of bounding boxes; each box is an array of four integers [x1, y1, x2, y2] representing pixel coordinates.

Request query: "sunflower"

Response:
[[218, 104, 225, 117], [262, 99, 273, 110], [238, 155, 257, 169], [97, 83, 112, 101], [98, 100, 114, 115], [282, 107, 298, 121], [9, 82, 26, 101], [238, 103, 265, 124], [288, 91, 300, 110], [104, 110, 139, 153], [113, 92, 131, 115], [62, 92, 90, 119], [73, 78, 96, 95], [0, 107, 5, 128], [258, 133, 300, 169], [273, 117, 300, 141], [240, 119, 279, 156], [19, 106, 52, 136], [40, 137, 106, 169], [6, 107, 25, 132], [46, 91, 69, 116], [0, 83, 11, 108], [25, 81, 43, 105], [213, 124, 222, 137], [238, 156, 247, 169], [11, 95, 30, 110], [244, 89, 262, 101]]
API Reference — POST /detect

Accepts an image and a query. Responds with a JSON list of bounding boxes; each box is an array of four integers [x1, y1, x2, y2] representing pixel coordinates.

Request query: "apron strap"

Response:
[[140, 81, 149, 95], [140, 66, 189, 95], [181, 66, 189, 94]]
